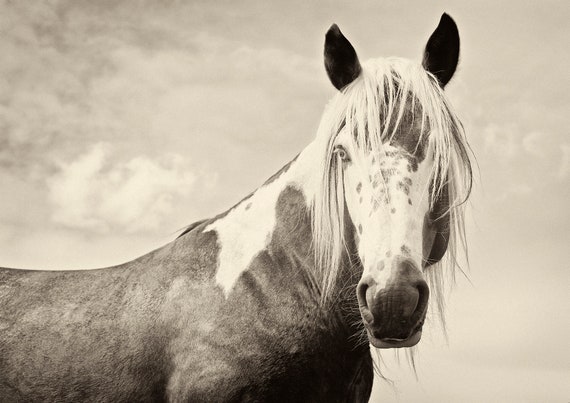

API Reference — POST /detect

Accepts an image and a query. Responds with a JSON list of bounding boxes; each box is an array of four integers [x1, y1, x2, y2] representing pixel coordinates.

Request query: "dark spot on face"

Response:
[[359, 196, 363, 204], [406, 158, 418, 172], [245, 203, 252, 210], [356, 182, 362, 193], [411, 159, 418, 171], [377, 261, 385, 271], [358, 224, 362, 234], [385, 250, 392, 258], [381, 167, 399, 178], [371, 156, 376, 164], [373, 200, 380, 211], [408, 198, 412, 205], [400, 245, 411, 255], [391, 208, 396, 214], [397, 181, 410, 195]]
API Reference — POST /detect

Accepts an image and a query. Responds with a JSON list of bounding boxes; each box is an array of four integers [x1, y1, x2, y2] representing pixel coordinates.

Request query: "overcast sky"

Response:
[[0, 1, 568, 401]]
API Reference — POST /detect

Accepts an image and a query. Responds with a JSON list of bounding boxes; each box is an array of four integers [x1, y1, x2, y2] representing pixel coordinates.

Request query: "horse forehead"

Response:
[[350, 114, 430, 169], [388, 112, 429, 163]]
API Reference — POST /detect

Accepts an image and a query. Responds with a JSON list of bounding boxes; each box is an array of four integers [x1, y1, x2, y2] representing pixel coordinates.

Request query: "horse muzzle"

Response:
[[356, 257, 429, 349]]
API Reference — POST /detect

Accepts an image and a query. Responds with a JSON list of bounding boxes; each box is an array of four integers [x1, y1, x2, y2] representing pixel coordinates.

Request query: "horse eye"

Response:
[[334, 145, 350, 162]]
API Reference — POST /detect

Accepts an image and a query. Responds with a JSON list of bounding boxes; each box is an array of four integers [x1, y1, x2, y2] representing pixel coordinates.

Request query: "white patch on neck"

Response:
[[205, 142, 319, 297]]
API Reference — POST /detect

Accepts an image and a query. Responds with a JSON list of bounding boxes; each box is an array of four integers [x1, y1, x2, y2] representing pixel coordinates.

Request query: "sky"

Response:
[[0, 0, 568, 401]]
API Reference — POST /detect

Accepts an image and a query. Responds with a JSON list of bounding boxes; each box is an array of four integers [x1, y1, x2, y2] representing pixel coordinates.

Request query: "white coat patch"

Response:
[[204, 143, 319, 297]]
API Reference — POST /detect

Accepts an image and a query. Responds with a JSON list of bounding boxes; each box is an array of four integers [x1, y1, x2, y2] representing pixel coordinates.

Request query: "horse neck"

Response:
[[202, 139, 367, 363], [205, 140, 358, 306]]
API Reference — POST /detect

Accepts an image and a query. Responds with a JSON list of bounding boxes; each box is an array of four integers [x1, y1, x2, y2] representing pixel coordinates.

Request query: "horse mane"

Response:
[[178, 219, 209, 238], [310, 57, 473, 329]]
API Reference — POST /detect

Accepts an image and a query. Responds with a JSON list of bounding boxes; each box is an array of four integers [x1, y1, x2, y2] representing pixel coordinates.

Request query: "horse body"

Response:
[[0, 149, 372, 402], [0, 264, 172, 401], [0, 14, 471, 402]]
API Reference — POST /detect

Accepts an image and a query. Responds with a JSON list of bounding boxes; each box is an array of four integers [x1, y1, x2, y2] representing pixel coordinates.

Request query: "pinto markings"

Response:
[[204, 143, 319, 297], [205, 178, 288, 296]]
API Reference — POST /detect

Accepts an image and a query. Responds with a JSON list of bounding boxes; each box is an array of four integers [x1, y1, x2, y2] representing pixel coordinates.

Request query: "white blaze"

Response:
[[345, 142, 434, 291]]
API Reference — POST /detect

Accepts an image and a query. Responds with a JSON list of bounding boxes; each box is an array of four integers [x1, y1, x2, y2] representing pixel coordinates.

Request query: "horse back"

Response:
[[0, 260, 170, 401], [0, 224, 213, 401]]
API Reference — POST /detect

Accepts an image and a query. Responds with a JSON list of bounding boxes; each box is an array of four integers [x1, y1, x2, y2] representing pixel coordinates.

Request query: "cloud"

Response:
[[0, 0, 323, 240], [0, 0, 320, 177], [481, 124, 550, 162], [482, 124, 518, 161], [47, 143, 196, 233], [478, 122, 567, 203], [521, 131, 545, 157]]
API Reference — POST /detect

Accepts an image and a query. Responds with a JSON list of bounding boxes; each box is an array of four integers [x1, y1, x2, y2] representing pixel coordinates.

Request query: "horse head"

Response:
[[316, 14, 470, 349]]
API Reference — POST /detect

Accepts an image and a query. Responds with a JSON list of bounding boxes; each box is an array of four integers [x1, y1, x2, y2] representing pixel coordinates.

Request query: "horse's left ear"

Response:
[[324, 24, 362, 91], [422, 13, 460, 88]]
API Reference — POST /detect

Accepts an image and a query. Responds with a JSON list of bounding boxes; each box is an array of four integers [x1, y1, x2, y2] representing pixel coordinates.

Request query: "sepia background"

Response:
[[1, 1, 568, 401]]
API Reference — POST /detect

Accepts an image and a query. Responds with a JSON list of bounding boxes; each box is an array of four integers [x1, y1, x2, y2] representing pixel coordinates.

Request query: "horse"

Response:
[[0, 13, 472, 402]]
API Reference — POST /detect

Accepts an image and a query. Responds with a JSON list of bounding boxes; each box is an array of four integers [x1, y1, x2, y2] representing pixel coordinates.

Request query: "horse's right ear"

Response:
[[324, 24, 362, 91]]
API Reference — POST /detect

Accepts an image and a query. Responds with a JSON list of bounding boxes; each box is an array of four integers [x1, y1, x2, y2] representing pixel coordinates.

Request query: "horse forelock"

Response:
[[310, 57, 473, 324]]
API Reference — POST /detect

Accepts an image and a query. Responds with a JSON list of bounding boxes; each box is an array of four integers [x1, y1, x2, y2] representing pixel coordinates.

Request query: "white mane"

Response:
[[310, 57, 472, 327]]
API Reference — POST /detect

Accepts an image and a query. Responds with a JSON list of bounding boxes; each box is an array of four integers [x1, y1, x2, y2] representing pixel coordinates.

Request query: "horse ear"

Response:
[[422, 13, 460, 88], [324, 24, 362, 91]]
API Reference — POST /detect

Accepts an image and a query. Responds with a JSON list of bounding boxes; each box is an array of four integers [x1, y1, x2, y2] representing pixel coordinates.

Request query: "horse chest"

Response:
[[165, 339, 372, 403], [163, 282, 372, 402]]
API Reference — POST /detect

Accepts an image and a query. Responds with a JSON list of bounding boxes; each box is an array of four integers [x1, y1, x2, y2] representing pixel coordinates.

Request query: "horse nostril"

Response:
[[414, 279, 429, 317], [391, 257, 430, 320], [401, 286, 420, 317], [356, 276, 375, 309], [356, 276, 376, 325], [356, 282, 368, 309]]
